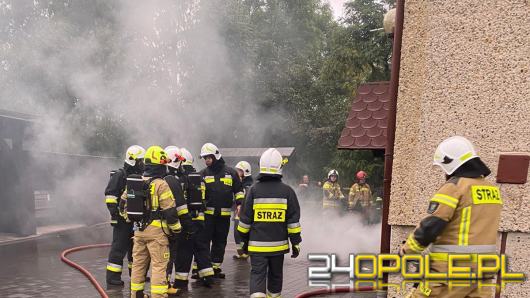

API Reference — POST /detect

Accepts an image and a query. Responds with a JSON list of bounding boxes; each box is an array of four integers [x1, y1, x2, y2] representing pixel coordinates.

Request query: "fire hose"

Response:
[[60, 243, 111, 298], [296, 286, 376, 298]]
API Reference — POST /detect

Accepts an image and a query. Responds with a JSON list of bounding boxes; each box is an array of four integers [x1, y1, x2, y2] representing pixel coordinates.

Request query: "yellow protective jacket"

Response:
[[322, 181, 344, 208], [348, 183, 372, 209], [402, 176, 502, 272]]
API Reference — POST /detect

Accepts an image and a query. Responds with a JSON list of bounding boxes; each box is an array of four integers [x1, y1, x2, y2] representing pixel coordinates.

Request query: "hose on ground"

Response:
[[60, 243, 111, 298], [296, 286, 376, 298]]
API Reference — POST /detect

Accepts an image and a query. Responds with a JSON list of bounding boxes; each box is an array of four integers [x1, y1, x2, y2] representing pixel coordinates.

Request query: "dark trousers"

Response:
[[106, 219, 133, 280], [168, 222, 213, 286], [201, 214, 231, 266], [233, 218, 243, 250], [250, 254, 285, 296]]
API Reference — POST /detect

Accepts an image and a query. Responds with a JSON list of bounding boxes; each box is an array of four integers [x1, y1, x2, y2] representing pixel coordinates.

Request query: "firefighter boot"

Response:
[[201, 276, 214, 288], [106, 271, 124, 286], [213, 267, 225, 279]]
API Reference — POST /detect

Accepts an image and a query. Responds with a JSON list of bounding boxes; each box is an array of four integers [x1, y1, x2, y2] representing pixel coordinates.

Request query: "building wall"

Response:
[[389, 0, 529, 296]]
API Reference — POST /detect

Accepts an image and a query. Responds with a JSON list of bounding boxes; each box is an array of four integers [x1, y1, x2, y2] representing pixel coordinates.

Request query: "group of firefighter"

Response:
[[103, 135, 503, 298], [104, 143, 301, 298]]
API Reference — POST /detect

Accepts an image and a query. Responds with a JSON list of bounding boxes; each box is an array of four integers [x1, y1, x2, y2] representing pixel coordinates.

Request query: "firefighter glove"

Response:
[[291, 244, 301, 258]]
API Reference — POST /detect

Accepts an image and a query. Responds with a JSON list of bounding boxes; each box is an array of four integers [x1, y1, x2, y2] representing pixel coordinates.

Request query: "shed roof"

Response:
[[337, 81, 390, 150]]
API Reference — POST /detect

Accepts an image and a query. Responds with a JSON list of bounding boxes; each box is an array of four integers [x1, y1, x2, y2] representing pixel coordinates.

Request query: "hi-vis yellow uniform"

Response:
[[402, 177, 502, 298], [348, 183, 372, 210], [127, 178, 182, 298], [322, 181, 344, 208]]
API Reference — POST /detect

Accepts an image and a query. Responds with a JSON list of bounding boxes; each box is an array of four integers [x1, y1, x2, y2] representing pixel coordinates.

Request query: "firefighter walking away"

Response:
[[400, 136, 502, 298], [237, 148, 302, 298], [233, 160, 254, 260]]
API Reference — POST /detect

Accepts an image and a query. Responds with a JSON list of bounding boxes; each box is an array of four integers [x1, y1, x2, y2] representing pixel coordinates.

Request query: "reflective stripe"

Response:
[[131, 282, 145, 291], [106, 262, 122, 272], [151, 284, 168, 294], [105, 195, 118, 204], [267, 290, 282, 298], [288, 226, 301, 234], [254, 203, 287, 210], [237, 223, 250, 234], [459, 152, 473, 161], [176, 205, 189, 216], [238, 221, 251, 229], [406, 234, 425, 253], [160, 190, 173, 200], [221, 207, 231, 216], [212, 262, 221, 269], [192, 263, 198, 270], [248, 240, 289, 253], [175, 272, 189, 280], [150, 219, 168, 228], [199, 267, 214, 277], [287, 222, 300, 228], [205, 210, 214, 215], [235, 192, 245, 200], [254, 198, 287, 204], [431, 196, 456, 209], [260, 167, 278, 173], [251, 293, 267, 298], [193, 214, 205, 221], [168, 221, 182, 231], [128, 211, 143, 215], [204, 176, 215, 183], [431, 244, 496, 253], [128, 262, 133, 269], [458, 206, 472, 246]]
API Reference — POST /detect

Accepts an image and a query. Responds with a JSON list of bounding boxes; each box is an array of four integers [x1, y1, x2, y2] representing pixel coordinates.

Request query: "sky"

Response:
[[327, 0, 347, 20]]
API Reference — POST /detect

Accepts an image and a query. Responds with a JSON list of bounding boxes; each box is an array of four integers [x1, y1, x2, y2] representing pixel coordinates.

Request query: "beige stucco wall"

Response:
[[388, 0, 530, 297]]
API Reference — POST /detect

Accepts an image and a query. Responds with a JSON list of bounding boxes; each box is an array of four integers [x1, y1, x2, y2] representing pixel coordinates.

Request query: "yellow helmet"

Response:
[[144, 146, 169, 165]]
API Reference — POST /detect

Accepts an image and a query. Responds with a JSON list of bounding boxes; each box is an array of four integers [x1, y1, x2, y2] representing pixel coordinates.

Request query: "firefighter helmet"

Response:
[[259, 148, 283, 175], [328, 169, 339, 179], [200, 143, 221, 160], [144, 146, 169, 165], [164, 146, 185, 169], [125, 145, 145, 166], [356, 171, 367, 180], [236, 161, 252, 177], [433, 136, 478, 175], [180, 147, 194, 166]]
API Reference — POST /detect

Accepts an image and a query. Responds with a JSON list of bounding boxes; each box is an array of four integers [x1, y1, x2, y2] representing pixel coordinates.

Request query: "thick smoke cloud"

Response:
[[1, 0, 283, 157]]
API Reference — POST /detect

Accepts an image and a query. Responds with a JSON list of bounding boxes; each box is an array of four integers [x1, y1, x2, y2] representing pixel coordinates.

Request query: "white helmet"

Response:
[[433, 136, 478, 175], [259, 148, 283, 175], [236, 161, 252, 177], [125, 145, 146, 166], [328, 169, 339, 179], [200, 143, 221, 160], [180, 147, 194, 166], [164, 146, 184, 169]]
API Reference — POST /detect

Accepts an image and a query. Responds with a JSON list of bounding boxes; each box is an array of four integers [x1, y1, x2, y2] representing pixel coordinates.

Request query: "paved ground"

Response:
[[0, 203, 382, 297]]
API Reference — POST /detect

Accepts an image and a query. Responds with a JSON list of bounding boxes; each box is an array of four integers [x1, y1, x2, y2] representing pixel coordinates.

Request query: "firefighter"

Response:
[[105, 145, 145, 286], [233, 161, 254, 260], [167, 147, 215, 294], [348, 171, 373, 223], [400, 136, 502, 298], [322, 169, 344, 209], [127, 146, 182, 298], [237, 148, 302, 298], [163, 146, 197, 294], [199, 143, 244, 278]]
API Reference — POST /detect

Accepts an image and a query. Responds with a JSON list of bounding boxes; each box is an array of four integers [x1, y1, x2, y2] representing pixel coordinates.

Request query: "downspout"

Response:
[[380, 0, 405, 255]]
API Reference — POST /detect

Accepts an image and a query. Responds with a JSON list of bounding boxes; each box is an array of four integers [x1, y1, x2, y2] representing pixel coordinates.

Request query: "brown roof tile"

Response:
[[337, 81, 391, 150]]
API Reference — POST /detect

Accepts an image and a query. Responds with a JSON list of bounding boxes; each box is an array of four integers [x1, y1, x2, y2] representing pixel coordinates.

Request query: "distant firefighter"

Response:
[[237, 148, 302, 298], [233, 161, 254, 260], [400, 136, 501, 297], [322, 169, 345, 209], [348, 171, 374, 224], [105, 145, 145, 286]]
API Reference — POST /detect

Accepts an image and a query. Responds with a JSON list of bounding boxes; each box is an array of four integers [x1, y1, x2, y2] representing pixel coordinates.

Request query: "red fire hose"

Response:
[[60, 243, 111, 298], [296, 286, 376, 298]]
